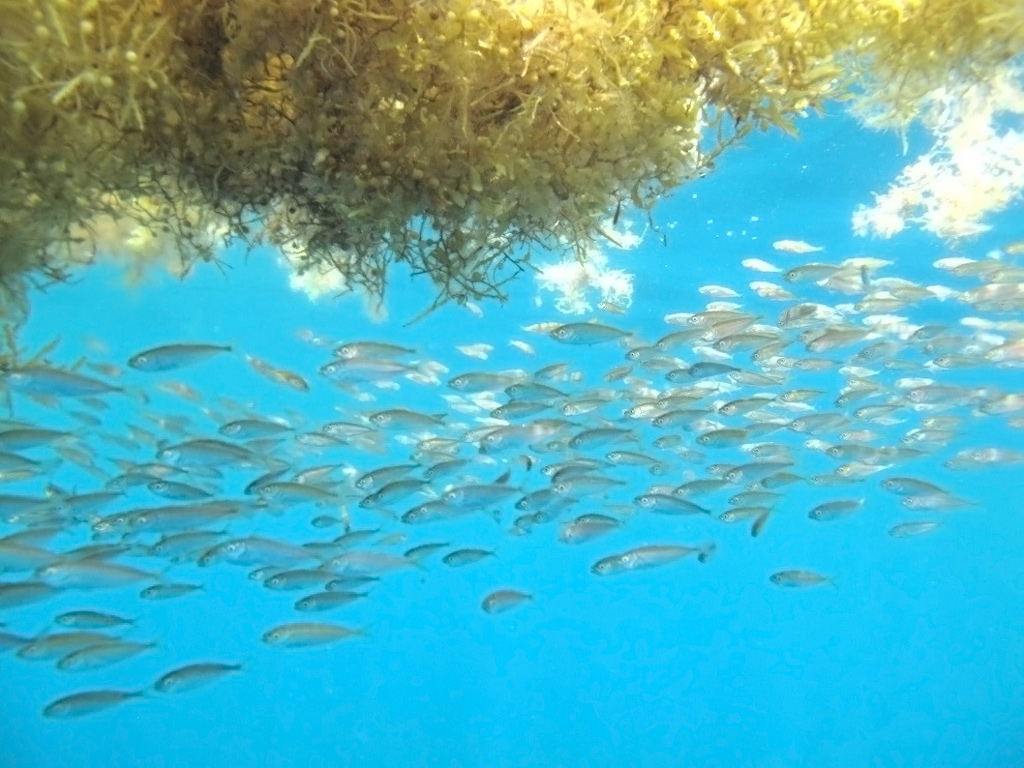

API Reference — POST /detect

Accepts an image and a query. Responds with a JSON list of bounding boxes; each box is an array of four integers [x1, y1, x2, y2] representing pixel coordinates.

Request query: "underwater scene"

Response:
[[2, 2, 1024, 767]]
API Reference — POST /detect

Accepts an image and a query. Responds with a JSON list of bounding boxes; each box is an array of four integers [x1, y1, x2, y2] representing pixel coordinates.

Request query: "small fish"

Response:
[[368, 408, 445, 430], [263, 569, 335, 591], [261, 622, 364, 648], [43, 690, 143, 718], [294, 591, 368, 612], [333, 341, 415, 360], [404, 541, 450, 562], [634, 494, 710, 515], [3, 366, 122, 398], [57, 640, 156, 672], [808, 499, 864, 521], [19, 632, 117, 661], [549, 322, 631, 345], [0, 580, 58, 608], [592, 543, 715, 575], [128, 344, 232, 372], [769, 570, 835, 588], [482, 589, 532, 614], [147, 480, 213, 501], [139, 583, 203, 600], [888, 521, 942, 538], [880, 477, 948, 496], [37, 561, 158, 589], [55, 611, 134, 629], [154, 662, 242, 693], [559, 513, 621, 543], [442, 548, 495, 567], [219, 418, 292, 439], [697, 428, 748, 448]]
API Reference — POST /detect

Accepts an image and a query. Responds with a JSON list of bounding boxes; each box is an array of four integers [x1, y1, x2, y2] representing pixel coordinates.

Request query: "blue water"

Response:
[[3, 107, 1024, 768]]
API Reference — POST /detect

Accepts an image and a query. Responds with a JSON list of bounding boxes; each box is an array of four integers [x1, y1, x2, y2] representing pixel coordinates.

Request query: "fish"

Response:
[[198, 536, 316, 568], [147, 480, 214, 501], [334, 341, 415, 360], [263, 569, 336, 591], [3, 366, 122, 398], [261, 622, 364, 648], [558, 513, 621, 543], [634, 494, 711, 515], [219, 418, 293, 439], [368, 408, 445, 429], [769, 570, 835, 588], [139, 583, 203, 600], [889, 521, 942, 538], [36, 561, 158, 589], [481, 589, 532, 614], [0, 581, 59, 608], [880, 477, 948, 496], [442, 548, 496, 567], [549, 322, 632, 345], [57, 640, 157, 671], [294, 591, 368, 612], [592, 543, 715, 575], [808, 499, 864, 521], [153, 662, 243, 693], [55, 611, 135, 629], [18, 632, 119, 661], [42, 690, 143, 718], [128, 344, 232, 372], [157, 439, 260, 469]]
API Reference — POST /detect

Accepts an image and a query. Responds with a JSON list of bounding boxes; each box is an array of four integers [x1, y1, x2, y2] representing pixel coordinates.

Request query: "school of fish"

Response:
[[1, 242, 1023, 719]]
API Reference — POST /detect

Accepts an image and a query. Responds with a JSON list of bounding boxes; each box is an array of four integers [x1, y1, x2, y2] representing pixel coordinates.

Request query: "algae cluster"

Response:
[[0, 0, 1021, 321]]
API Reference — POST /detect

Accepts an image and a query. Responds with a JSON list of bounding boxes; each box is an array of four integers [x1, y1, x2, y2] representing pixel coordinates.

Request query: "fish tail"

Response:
[[697, 542, 717, 563]]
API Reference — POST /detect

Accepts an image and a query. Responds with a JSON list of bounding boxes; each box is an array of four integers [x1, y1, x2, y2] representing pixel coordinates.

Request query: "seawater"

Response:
[[2, 108, 1024, 768]]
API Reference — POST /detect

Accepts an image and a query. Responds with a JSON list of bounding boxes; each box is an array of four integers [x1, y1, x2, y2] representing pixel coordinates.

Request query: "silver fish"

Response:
[[592, 543, 715, 575], [43, 690, 143, 718], [481, 589, 532, 614], [154, 662, 242, 693], [3, 366, 122, 398], [549, 322, 632, 345], [57, 640, 156, 671], [261, 622, 364, 648], [128, 344, 232, 372]]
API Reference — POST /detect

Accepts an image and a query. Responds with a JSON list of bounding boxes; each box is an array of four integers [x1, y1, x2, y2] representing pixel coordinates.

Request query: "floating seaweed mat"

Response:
[[0, 0, 1021, 314]]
